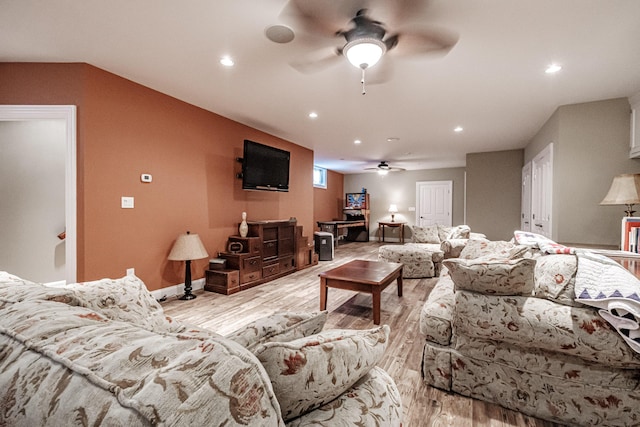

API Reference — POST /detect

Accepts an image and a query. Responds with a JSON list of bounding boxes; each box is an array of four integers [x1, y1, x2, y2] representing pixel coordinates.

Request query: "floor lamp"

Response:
[[168, 231, 209, 300]]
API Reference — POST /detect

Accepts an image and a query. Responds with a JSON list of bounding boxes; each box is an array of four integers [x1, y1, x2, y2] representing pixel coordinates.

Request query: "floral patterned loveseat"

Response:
[[0, 272, 402, 426], [378, 224, 485, 278], [420, 239, 640, 426]]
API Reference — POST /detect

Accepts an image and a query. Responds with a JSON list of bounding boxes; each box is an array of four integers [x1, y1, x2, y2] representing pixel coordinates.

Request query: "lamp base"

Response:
[[179, 259, 197, 300]]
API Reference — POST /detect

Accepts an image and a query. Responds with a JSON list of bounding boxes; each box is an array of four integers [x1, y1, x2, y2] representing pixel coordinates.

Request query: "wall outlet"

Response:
[[408, 206, 416, 212], [126, 268, 135, 276], [121, 196, 134, 209]]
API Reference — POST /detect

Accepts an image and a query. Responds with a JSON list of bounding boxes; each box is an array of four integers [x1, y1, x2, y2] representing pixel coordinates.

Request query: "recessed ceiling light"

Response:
[[308, 112, 318, 119], [354, 139, 362, 144], [220, 56, 234, 67], [454, 126, 463, 133], [545, 64, 562, 74]]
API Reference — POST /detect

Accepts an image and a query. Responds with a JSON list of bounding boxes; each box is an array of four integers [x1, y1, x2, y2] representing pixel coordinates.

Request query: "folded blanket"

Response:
[[575, 250, 640, 354], [513, 230, 576, 254]]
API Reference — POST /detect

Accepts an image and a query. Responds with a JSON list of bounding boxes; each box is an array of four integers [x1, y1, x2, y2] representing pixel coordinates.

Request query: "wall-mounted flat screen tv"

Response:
[[242, 140, 290, 192]]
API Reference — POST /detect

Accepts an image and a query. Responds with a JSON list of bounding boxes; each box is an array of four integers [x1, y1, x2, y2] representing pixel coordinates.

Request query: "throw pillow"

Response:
[[58, 275, 172, 332], [412, 225, 440, 244], [436, 224, 453, 242], [459, 239, 529, 260], [254, 325, 390, 421], [226, 311, 328, 351], [444, 257, 536, 295]]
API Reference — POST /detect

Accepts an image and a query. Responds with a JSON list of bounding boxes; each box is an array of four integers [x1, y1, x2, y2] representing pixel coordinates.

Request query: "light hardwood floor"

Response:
[[162, 241, 559, 427]]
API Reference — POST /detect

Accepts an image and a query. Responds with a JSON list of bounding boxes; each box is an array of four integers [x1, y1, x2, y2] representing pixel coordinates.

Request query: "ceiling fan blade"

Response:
[[281, 0, 367, 37], [387, 0, 430, 27], [393, 27, 459, 57], [290, 46, 342, 74]]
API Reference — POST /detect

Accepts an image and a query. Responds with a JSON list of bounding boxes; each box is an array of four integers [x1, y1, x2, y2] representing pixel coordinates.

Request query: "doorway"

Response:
[[416, 180, 453, 227], [0, 105, 77, 284]]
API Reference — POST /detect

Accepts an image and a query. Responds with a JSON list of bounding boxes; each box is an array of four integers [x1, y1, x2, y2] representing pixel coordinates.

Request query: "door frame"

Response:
[[0, 105, 77, 283], [415, 180, 453, 226]]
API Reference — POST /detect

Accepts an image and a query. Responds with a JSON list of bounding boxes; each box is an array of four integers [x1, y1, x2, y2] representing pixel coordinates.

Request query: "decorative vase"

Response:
[[239, 212, 248, 237]]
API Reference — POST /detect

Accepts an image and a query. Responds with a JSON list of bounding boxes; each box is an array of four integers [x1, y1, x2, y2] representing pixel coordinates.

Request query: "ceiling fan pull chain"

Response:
[[361, 68, 366, 95]]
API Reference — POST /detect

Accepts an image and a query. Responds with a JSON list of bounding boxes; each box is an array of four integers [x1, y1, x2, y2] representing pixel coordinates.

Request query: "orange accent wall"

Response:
[[313, 169, 345, 229], [1, 63, 314, 291]]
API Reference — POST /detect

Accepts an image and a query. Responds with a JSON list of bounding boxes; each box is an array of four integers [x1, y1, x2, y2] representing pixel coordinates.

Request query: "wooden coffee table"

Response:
[[319, 259, 403, 325]]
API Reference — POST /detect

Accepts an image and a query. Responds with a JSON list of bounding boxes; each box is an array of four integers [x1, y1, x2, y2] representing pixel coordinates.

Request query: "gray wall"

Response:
[[465, 150, 524, 240], [525, 97, 639, 246], [344, 167, 466, 240]]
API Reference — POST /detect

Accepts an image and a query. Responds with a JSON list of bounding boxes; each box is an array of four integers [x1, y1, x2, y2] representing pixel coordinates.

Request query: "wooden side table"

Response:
[[378, 221, 406, 243]]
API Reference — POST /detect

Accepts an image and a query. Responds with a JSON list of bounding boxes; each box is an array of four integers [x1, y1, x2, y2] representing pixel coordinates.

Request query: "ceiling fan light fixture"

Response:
[[377, 169, 389, 176], [344, 38, 386, 69]]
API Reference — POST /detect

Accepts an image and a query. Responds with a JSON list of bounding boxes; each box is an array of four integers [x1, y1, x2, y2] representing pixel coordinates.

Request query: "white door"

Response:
[[521, 162, 532, 231], [416, 181, 452, 227], [531, 143, 553, 238], [0, 106, 77, 285]]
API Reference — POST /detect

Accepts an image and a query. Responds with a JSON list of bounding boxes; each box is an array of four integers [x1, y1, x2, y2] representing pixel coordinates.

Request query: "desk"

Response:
[[378, 221, 406, 243], [317, 220, 367, 247]]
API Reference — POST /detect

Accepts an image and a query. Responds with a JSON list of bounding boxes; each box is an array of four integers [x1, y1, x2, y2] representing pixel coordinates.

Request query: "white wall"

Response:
[[0, 120, 66, 282]]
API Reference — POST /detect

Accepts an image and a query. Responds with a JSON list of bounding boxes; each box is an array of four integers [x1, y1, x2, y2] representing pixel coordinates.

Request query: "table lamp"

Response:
[[168, 231, 209, 300], [600, 174, 640, 217], [388, 204, 398, 222]]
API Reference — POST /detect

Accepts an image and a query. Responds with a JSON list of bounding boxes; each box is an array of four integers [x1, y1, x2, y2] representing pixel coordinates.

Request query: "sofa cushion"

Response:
[[253, 325, 389, 421], [453, 291, 640, 367], [0, 272, 77, 306], [0, 298, 282, 426], [444, 258, 536, 296], [226, 311, 327, 351], [459, 239, 530, 260], [412, 225, 441, 244], [287, 366, 402, 427], [51, 275, 173, 333]]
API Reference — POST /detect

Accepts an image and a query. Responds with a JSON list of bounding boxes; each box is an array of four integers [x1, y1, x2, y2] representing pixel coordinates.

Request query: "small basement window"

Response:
[[313, 166, 327, 189]]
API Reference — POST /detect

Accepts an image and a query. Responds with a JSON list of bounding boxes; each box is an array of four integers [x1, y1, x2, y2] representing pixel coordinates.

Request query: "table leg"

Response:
[[320, 277, 328, 310], [400, 224, 404, 243], [372, 288, 381, 325], [397, 270, 403, 297]]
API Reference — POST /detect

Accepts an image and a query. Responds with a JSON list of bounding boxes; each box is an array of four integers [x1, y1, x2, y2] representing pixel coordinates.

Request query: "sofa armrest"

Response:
[[225, 311, 327, 351], [441, 238, 469, 259]]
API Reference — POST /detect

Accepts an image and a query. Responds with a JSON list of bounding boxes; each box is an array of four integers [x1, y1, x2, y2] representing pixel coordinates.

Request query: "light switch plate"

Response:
[[121, 196, 134, 209]]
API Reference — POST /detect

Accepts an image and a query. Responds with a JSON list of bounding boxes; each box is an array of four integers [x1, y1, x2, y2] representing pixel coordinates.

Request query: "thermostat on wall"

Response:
[[141, 173, 152, 183]]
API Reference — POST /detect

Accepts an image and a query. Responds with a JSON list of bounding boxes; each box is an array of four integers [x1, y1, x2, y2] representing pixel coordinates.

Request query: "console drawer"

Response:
[[262, 262, 280, 278], [242, 256, 261, 273]]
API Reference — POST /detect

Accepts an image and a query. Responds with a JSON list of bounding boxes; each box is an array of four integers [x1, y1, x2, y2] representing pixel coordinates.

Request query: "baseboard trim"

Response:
[[150, 278, 205, 301]]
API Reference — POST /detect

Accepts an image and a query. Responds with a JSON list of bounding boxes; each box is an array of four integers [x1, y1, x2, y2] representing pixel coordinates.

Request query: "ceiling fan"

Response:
[[283, 0, 458, 93], [365, 161, 406, 175]]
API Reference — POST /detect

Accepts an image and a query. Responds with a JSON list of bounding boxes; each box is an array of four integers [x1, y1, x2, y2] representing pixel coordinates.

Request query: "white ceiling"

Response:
[[2, 0, 640, 173]]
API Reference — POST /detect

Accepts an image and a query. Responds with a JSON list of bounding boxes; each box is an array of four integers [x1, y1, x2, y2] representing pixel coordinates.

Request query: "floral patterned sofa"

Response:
[[0, 272, 402, 426], [420, 239, 640, 426], [378, 224, 484, 278]]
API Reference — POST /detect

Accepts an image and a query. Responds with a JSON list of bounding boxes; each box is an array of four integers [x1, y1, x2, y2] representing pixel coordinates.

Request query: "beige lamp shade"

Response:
[[600, 174, 640, 216], [388, 204, 398, 213], [168, 231, 209, 261]]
